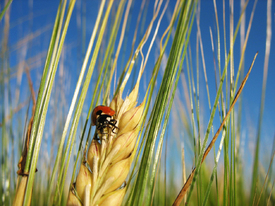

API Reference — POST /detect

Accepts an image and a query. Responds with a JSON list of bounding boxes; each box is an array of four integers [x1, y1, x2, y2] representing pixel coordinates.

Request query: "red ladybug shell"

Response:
[[91, 105, 116, 126]]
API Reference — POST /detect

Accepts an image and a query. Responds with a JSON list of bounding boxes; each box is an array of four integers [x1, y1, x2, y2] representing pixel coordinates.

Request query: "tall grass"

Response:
[[0, 0, 274, 205]]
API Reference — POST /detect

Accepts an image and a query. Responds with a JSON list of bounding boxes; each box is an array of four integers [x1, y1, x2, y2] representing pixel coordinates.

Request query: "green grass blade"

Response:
[[125, 2, 180, 201], [184, 9, 249, 203], [130, 1, 196, 205], [23, 0, 76, 205], [47, 1, 107, 203], [0, 0, 12, 21], [69, 0, 126, 192], [52, 1, 114, 204]]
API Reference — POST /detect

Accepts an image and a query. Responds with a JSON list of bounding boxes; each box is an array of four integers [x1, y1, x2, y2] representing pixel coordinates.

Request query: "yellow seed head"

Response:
[[68, 91, 144, 206]]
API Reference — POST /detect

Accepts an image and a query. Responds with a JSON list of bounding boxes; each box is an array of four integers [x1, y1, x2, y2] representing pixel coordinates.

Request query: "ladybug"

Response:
[[92, 105, 118, 134]]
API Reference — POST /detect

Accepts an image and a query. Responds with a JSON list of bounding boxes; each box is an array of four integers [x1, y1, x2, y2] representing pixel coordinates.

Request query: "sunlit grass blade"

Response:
[[11, 0, 75, 205], [125, 1, 181, 201], [146, 1, 197, 205], [52, 1, 114, 204], [130, 1, 197, 205], [68, 0, 127, 198], [22, 1, 76, 205], [47, 0, 107, 204]]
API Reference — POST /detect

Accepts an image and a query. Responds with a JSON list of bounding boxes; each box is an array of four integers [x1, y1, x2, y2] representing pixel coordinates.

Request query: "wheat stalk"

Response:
[[67, 87, 144, 206]]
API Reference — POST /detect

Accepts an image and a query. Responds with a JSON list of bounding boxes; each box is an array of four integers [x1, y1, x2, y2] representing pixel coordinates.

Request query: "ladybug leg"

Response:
[[109, 119, 118, 134], [110, 119, 117, 125], [94, 115, 118, 135], [112, 126, 118, 134]]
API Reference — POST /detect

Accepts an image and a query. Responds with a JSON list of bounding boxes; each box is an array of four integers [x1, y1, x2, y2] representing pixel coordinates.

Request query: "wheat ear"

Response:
[[67, 90, 144, 206]]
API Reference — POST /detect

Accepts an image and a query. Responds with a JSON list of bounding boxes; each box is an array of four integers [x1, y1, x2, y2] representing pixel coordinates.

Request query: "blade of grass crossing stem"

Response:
[[216, 1, 229, 203], [186, 51, 229, 204], [224, 2, 230, 203], [202, 1, 257, 202], [202, 129, 227, 206], [230, 21, 235, 206], [195, 2, 248, 200], [179, 14, 248, 205], [198, 8, 222, 205], [53, 1, 114, 204], [174, 52, 257, 206], [130, 1, 196, 205], [195, 29, 202, 206], [201, 52, 257, 206], [47, 1, 106, 203], [230, 1, 237, 204], [231, 2, 257, 205], [23, 1, 76, 205]]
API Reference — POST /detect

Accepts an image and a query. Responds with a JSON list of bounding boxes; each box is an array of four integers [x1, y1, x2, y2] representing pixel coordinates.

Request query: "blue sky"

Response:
[[1, 0, 275, 187], [198, 0, 275, 152]]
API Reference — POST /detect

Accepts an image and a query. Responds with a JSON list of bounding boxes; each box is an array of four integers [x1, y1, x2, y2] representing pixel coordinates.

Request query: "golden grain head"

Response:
[[67, 91, 144, 206]]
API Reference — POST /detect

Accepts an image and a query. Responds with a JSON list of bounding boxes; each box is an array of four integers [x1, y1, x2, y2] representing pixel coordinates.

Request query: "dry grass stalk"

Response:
[[173, 52, 257, 206], [67, 87, 144, 206], [12, 177, 32, 206]]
